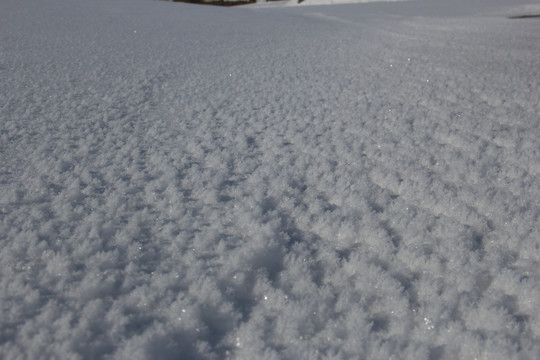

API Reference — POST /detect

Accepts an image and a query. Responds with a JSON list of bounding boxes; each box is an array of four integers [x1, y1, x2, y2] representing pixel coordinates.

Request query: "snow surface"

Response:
[[1, 0, 540, 358], [284, 0, 406, 7]]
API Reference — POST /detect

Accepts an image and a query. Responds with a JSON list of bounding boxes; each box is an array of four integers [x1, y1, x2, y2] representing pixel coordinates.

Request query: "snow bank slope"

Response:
[[1, 0, 539, 358]]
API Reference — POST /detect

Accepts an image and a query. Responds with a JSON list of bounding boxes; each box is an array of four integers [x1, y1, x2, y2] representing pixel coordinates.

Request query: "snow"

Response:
[[1, 0, 539, 358], [284, 0, 406, 7]]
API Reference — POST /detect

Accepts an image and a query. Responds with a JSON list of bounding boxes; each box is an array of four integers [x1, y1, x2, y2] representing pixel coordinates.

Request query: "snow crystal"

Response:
[[1, 0, 539, 358]]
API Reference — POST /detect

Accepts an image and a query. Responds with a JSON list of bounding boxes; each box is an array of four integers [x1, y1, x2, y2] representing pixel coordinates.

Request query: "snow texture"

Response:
[[1, 0, 540, 359]]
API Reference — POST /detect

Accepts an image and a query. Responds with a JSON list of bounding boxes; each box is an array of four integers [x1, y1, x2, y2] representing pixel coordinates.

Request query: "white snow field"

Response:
[[1, 0, 540, 358]]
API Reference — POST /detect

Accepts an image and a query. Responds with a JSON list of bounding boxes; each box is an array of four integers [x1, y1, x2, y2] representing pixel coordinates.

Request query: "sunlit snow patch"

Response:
[[286, 0, 406, 6]]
